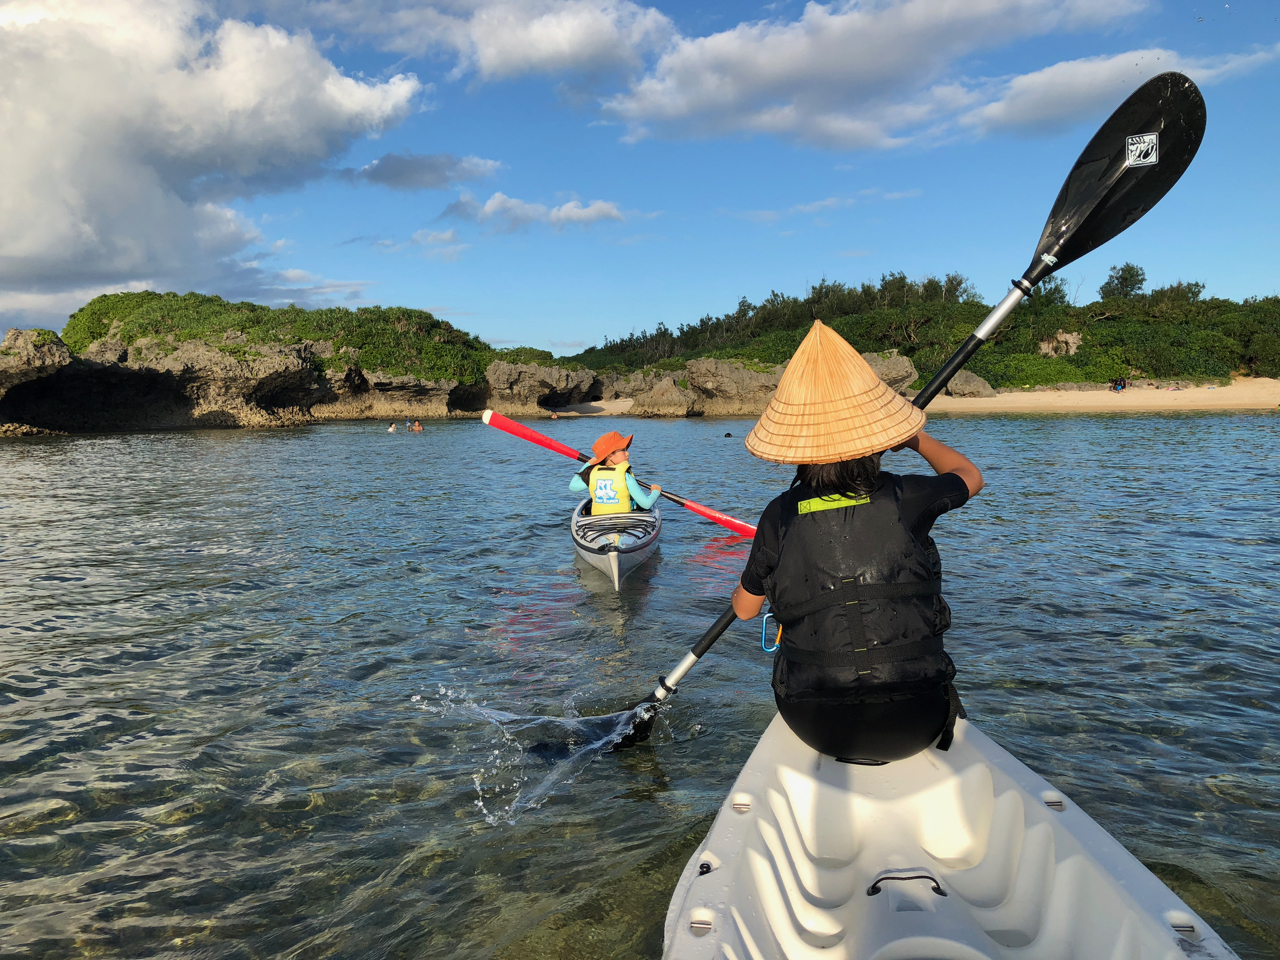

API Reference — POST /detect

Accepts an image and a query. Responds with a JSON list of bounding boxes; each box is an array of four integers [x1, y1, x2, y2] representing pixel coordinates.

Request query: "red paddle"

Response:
[[482, 409, 757, 538]]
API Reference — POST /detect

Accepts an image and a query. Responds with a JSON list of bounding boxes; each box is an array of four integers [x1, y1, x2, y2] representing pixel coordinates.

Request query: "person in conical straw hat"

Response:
[[731, 320, 984, 764]]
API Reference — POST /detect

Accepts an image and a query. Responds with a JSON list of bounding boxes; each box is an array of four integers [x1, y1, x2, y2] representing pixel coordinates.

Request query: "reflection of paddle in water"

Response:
[[416, 687, 655, 824]]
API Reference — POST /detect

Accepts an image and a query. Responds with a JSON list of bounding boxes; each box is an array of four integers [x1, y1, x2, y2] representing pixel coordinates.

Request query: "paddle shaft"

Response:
[[645, 606, 739, 704], [481, 410, 757, 537], [912, 286, 1027, 407]]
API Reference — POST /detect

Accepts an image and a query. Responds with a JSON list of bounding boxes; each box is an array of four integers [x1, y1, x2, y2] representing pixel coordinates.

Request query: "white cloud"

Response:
[[440, 190, 623, 230], [791, 197, 854, 213], [346, 152, 502, 190], [411, 227, 469, 259], [964, 45, 1280, 132], [602, 0, 1150, 147], [548, 198, 625, 225], [224, 0, 1276, 157], [729, 192, 904, 223], [412, 228, 460, 244], [267, 0, 675, 79], [0, 0, 420, 312]]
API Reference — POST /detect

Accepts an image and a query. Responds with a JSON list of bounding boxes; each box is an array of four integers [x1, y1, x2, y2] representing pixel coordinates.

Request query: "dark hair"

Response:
[[791, 453, 882, 499]]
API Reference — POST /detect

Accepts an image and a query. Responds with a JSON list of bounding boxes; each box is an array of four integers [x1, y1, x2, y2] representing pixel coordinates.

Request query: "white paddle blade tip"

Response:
[[481, 409, 493, 425]]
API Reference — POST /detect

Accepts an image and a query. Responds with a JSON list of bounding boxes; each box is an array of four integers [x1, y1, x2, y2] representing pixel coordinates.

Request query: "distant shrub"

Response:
[[494, 346, 556, 367]]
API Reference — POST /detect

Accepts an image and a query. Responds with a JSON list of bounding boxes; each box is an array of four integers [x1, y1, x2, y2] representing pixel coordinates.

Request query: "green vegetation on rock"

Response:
[[53, 270, 1280, 391], [561, 270, 1280, 387], [61, 291, 513, 383]]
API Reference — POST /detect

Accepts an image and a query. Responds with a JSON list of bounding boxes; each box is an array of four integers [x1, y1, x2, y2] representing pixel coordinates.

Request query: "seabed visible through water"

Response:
[[1, 413, 1277, 958]]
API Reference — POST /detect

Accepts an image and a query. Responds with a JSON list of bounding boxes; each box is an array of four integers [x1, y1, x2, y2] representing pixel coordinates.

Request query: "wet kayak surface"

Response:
[[1, 413, 1277, 959]]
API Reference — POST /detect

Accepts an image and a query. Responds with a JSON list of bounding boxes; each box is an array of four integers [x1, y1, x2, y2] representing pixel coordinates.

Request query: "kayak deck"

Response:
[[571, 499, 660, 591], [664, 714, 1238, 960]]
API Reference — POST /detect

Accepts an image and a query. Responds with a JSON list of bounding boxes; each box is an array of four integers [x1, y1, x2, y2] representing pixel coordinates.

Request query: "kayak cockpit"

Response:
[[571, 499, 661, 591]]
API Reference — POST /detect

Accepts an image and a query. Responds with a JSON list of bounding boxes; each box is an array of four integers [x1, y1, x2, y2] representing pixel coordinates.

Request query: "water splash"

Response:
[[417, 686, 655, 825]]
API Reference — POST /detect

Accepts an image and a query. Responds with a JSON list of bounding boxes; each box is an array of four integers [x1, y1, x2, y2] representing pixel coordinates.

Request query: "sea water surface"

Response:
[[1, 414, 1277, 959]]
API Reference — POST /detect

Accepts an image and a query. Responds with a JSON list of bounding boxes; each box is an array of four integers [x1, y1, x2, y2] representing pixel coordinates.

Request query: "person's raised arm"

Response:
[[569, 472, 589, 494], [896, 431, 983, 497]]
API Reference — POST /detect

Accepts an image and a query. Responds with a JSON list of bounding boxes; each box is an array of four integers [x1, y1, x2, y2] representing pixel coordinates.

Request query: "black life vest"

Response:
[[765, 475, 956, 704]]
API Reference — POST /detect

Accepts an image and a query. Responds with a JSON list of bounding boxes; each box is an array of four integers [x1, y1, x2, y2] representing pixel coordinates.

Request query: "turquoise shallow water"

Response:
[[1, 413, 1277, 958]]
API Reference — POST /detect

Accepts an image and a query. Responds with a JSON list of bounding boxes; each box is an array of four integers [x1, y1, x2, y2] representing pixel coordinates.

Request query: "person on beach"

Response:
[[729, 320, 983, 764], [569, 431, 662, 515]]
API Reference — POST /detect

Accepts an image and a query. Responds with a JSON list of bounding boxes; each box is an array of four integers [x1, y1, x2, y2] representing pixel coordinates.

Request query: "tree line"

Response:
[[564, 266, 1280, 386]]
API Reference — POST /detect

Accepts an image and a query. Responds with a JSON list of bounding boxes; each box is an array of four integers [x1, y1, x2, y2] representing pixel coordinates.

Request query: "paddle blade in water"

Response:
[[1023, 72, 1206, 287]]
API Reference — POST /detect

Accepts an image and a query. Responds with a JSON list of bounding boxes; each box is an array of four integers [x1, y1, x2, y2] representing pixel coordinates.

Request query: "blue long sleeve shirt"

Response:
[[570, 468, 661, 511]]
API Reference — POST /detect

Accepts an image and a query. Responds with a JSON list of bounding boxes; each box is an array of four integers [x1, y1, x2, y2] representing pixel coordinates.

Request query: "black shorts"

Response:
[[775, 684, 950, 763]]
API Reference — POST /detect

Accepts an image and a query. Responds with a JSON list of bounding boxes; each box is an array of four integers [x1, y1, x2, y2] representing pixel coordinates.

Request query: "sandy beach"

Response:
[[927, 377, 1280, 415], [547, 379, 1280, 417]]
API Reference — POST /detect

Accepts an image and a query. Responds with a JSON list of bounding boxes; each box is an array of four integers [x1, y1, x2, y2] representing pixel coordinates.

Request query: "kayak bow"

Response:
[[664, 716, 1240, 959]]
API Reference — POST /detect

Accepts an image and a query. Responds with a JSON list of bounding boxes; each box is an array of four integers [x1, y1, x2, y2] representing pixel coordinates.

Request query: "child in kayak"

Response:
[[730, 320, 983, 764], [569, 431, 662, 515]]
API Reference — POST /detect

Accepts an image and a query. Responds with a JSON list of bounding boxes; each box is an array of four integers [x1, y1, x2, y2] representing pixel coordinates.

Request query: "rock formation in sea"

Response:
[[0, 328, 924, 433]]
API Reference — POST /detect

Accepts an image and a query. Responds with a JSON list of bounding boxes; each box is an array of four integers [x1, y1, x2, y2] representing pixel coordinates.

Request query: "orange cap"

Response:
[[588, 431, 634, 465]]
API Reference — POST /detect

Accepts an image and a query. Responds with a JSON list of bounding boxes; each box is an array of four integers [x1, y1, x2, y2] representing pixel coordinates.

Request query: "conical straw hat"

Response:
[[745, 320, 925, 464]]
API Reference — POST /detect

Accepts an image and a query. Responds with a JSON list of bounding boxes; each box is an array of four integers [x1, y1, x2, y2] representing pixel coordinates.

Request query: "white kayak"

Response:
[[664, 714, 1239, 960], [570, 499, 661, 591]]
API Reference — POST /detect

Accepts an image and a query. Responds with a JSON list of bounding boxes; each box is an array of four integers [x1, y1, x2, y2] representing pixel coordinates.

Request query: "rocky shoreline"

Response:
[[0, 328, 931, 434], [1, 327, 1253, 435]]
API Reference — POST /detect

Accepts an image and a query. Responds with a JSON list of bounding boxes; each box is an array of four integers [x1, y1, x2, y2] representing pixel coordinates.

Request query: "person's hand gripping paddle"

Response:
[[613, 71, 1207, 749]]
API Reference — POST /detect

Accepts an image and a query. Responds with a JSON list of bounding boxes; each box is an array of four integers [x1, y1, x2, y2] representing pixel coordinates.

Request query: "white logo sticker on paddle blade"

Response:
[[1126, 133, 1159, 167]]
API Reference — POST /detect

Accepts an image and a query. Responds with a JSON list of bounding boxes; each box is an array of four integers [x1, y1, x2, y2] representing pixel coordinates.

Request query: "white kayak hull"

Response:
[[664, 714, 1238, 960], [570, 499, 660, 591]]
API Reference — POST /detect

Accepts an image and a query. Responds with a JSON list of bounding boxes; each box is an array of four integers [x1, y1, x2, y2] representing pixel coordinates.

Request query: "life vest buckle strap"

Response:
[[935, 682, 965, 752], [779, 637, 945, 668], [776, 578, 942, 625]]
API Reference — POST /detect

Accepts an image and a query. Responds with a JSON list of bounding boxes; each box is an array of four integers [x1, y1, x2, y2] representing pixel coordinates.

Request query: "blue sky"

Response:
[[1, 0, 1277, 354]]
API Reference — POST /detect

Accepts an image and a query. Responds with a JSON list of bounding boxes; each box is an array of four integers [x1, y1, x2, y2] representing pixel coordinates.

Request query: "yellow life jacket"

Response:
[[589, 463, 633, 515]]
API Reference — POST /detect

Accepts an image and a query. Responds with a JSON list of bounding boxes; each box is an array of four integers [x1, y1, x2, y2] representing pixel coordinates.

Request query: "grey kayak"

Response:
[[664, 713, 1239, 959], [571, 498, 660, 591]]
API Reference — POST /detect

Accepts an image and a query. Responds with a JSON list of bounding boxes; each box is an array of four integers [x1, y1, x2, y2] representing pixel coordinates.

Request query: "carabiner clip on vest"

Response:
[[761, 611, 782, 654]]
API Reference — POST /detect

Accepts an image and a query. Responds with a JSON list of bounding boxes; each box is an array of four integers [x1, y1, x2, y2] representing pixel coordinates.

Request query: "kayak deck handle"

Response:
[[867, 874, 947, 897]]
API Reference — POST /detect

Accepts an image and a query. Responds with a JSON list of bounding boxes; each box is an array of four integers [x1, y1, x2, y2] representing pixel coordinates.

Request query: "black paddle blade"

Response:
[[608, 700, 658, 751], [1023, 72, 1206, 287]]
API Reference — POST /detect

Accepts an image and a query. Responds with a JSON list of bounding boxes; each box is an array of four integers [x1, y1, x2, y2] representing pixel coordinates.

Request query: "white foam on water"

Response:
[[415, 687, 655, 825]]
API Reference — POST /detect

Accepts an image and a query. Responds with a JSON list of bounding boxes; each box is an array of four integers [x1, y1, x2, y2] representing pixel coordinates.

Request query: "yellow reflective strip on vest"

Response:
[[797, 493, 870, 515]]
